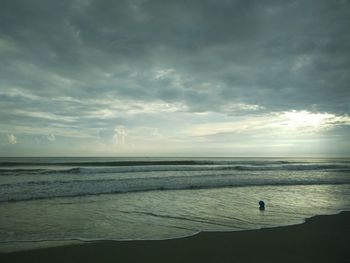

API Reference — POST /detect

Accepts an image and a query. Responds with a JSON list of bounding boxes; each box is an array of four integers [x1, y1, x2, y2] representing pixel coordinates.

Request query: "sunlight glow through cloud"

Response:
[[282, 111, 334, 129], [186, 111, 350, 137]]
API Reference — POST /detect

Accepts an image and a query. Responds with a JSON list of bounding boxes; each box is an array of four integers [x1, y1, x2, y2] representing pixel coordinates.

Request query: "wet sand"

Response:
[[1, 211, 349, 263]]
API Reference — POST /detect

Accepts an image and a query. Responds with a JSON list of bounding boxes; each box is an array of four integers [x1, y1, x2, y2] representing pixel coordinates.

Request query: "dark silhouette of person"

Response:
[[259, 200, 265, 210]]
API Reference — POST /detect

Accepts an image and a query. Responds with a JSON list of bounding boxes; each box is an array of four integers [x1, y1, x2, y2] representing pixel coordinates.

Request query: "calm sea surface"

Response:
[[1, 157, 350, 252]]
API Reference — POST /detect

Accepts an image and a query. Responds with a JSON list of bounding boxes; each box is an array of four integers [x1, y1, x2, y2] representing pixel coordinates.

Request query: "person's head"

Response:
[[259, 200, 265, 210]]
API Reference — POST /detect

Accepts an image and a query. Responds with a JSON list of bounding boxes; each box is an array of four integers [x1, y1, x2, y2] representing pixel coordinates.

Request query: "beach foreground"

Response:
[[1, 211, 349, 263]]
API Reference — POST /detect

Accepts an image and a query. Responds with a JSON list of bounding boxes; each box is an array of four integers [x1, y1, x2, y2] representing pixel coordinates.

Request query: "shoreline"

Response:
[[0, 210, 344, 253], [1, 211, 349, 262]]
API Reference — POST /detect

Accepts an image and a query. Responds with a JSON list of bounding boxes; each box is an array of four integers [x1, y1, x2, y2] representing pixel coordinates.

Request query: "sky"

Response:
[[1, 0, 350, 157]]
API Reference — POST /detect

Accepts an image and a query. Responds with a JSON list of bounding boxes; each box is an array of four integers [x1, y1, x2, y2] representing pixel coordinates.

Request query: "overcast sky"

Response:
[[1, 0, 350, 157]]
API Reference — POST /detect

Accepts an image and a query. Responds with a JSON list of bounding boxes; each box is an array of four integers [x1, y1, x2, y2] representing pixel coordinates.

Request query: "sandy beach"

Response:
[[1, 211, 349, 263]]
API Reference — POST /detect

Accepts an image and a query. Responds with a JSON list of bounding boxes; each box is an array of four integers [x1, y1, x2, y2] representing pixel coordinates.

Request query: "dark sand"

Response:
[[1, 212, 349, 263]]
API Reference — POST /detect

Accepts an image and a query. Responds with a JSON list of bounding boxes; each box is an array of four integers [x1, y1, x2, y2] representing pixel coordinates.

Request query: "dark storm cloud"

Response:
[[1, 0, 350, 116]]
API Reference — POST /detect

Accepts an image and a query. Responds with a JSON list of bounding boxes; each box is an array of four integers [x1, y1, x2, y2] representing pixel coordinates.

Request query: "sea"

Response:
[[0, 157, 350, 252]]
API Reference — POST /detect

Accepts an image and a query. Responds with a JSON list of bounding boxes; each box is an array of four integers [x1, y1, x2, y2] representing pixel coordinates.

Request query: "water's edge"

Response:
[[1, 209, 348, 254]]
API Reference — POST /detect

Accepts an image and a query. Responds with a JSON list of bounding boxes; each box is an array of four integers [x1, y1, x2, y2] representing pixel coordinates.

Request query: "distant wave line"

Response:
[[1, 164, 350, 176], [0, 160, 323, 167], [1, 180, 350, 203], [0, 160, 202, 167]]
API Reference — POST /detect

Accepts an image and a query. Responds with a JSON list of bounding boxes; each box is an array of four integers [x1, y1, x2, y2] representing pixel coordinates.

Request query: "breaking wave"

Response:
[[1, 173, 350, 203], [1, 158, 350, 203], [1, 163, 350, 176]]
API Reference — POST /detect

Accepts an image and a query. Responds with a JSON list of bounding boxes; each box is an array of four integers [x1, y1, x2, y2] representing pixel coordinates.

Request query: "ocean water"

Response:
[[0, 157, 350, 252]]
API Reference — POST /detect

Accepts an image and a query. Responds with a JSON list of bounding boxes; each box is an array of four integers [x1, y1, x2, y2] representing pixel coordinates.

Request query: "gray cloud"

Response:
[[1, 0, 349, 110]]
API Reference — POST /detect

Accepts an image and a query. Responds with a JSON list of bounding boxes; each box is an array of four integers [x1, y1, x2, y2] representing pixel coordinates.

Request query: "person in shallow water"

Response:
[[259, 200, 265, 210]]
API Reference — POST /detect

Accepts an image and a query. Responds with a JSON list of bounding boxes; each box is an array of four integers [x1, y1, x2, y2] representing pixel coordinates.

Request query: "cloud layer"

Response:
[[1, 0, 350, 156]]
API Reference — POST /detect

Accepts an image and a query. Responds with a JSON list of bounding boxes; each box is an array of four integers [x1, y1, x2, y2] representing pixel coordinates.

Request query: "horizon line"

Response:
[[0, 156, 349, 159]]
